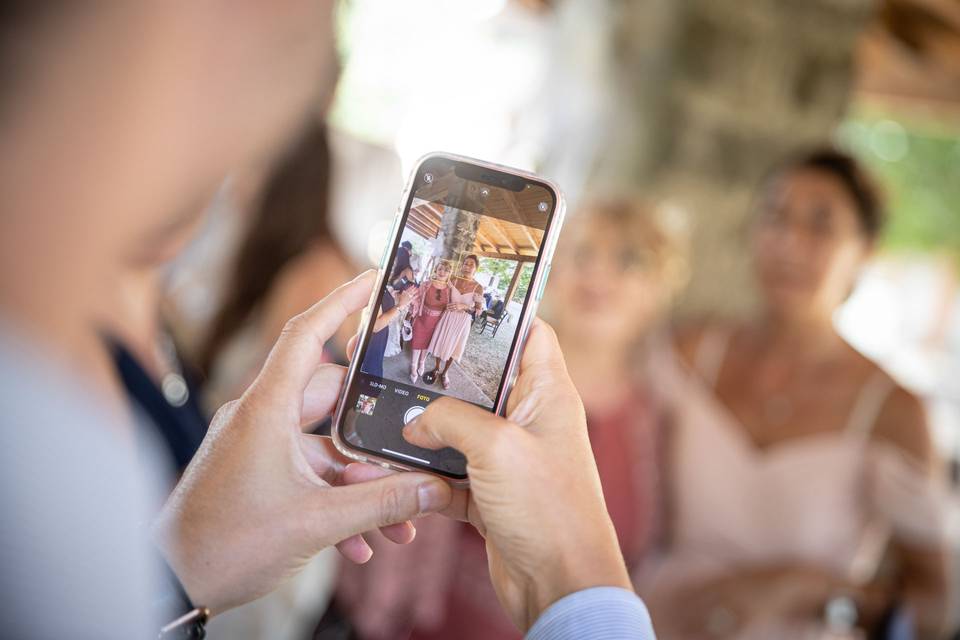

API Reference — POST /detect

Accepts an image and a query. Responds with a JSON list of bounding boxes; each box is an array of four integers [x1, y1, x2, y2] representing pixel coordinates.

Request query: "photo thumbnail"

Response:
[[355, 394, 378, 416]]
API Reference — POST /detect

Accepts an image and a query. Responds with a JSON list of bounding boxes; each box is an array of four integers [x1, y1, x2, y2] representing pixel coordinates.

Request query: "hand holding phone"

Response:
[[402, 320, 632, 631], [332, 153, 565, 481], [156, 273, 451, 615]]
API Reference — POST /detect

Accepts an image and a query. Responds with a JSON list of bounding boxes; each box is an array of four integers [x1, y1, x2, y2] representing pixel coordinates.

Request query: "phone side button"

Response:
[[534, 263, 552, 300]]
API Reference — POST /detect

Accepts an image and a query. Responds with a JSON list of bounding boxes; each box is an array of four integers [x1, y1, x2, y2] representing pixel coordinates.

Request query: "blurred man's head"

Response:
[[0, 1, 336, 373]]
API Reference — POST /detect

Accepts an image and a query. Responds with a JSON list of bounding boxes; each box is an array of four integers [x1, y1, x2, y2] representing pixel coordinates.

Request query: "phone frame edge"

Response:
[[330, 151, 567, 487]]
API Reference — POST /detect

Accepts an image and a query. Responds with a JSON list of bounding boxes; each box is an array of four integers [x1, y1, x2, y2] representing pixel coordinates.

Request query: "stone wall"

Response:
[[553, 0, 876, 319]]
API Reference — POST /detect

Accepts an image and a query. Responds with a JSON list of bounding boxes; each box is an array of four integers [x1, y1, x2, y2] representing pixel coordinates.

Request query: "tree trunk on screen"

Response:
[[439, 204, 481, 271]]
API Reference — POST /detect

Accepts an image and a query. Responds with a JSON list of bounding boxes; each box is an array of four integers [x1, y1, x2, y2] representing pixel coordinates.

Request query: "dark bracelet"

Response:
[[155, 555, 209, 639], [159, 607, 209, 639]]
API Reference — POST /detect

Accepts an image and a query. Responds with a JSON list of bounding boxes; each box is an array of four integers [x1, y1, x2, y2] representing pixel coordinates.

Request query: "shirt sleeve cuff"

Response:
[[525, 586, 656, 640]]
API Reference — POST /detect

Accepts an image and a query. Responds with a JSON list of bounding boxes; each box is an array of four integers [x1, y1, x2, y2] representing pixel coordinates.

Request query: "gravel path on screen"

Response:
[[459, 315, 517, 402]]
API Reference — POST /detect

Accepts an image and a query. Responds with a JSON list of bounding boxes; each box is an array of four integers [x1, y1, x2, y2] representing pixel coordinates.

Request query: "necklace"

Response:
[[154, 331, 189, 408]]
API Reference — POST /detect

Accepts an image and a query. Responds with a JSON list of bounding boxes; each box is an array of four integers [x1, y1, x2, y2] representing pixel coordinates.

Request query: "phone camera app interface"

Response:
[[341, 159, 555, 477]]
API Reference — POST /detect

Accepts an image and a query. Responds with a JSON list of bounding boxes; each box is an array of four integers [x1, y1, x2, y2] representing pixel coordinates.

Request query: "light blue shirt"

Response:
[[526, 587, 656, 640], [0, 331, 163, 638]]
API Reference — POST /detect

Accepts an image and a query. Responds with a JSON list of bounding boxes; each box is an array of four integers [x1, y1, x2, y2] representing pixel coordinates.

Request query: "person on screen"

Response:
[[427, 255, 484, 390], [478, 294, 507, 329], [391, 241, 417, 291], [409, 261, 453, 383], [361, 285, 418, 378]]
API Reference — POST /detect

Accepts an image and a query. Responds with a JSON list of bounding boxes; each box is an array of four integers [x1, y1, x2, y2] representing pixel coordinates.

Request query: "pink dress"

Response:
[[640, 331, 949, 640], [427, 283, 478, 362], [410, 284, 450, 350]]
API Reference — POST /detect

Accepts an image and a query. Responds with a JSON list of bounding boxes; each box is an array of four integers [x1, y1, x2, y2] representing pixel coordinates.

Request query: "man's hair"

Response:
[[1, 3, 74, 118]]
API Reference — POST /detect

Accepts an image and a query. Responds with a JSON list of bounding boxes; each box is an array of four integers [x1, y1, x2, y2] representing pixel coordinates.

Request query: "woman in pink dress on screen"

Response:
[[426, 254, 483, 390], [408, 260, 452, 383]]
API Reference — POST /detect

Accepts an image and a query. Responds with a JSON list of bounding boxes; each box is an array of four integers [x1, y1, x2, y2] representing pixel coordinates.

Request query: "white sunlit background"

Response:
[[327, 0, 960, 481], [329, 0, 554, 265]]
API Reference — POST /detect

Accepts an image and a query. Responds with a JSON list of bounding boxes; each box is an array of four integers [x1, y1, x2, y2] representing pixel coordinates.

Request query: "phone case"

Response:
[[330, 151, 566, 486]]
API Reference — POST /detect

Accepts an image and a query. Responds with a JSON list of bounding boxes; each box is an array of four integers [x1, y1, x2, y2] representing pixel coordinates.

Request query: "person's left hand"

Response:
[[397, 285, 418, 308], [154, 271, 453, 615]]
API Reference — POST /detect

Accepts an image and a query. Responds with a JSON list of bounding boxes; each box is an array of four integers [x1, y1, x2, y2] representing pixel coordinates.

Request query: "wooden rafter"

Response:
[[475, 229, 500, 252], [408, 221, 437, 240], [489, 219, 518, 253], [477, 251, 538, 263]]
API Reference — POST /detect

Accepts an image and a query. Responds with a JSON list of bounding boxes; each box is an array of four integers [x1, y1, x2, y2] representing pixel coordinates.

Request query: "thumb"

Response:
[[309, 473, 452, 544], [250, 271, 376, 404], [515, 318, 568, 381]]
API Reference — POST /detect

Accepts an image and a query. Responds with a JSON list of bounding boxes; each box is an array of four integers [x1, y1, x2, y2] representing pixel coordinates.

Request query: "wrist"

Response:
[[525, 528, 632, 629], [154, 516, 221, 617], [154, 546, 210, 638]]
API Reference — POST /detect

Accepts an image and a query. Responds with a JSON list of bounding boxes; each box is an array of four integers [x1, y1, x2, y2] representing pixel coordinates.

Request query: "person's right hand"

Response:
[[402, 319, 632, 631], [397, 285, 418, 308]]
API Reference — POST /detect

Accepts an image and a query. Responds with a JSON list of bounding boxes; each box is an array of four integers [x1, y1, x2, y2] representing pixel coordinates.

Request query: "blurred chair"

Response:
[[476, 305, 509, 337]]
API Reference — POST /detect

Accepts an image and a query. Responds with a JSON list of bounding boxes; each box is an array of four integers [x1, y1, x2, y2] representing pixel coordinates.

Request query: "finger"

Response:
[[506, 319, 582, 428], [298, 434, 348, 484], [310, 472, 451, 544], [301, 364, 347, 428], [346, 333, 360, 361], [402, 397, 518, 461], [436, 487, 472, 524], [250, 270, 376, 402], [342, 463, 418, 544], [336, 534, 373, 564], [516, 318, 567, 377], [380, 521, 417, 545]]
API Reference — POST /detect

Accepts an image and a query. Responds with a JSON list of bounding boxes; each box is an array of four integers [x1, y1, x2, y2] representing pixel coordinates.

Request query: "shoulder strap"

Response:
[[845, 372, 896, 439], [693, 328, 732, 389]]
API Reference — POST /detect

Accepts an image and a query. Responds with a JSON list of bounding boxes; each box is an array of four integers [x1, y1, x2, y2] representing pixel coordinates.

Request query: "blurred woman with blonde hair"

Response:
[[324, 196, 689, 640]]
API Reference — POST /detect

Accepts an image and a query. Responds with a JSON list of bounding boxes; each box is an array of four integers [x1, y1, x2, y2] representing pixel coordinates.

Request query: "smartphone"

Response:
[[331, 153, 565, 483]]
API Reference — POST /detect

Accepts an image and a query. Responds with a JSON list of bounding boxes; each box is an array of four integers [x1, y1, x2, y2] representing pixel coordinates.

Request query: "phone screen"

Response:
[[336, 156, 559, 479]]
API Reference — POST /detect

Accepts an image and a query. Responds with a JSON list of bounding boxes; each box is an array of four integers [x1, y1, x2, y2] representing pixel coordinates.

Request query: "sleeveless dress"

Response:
[[640, 331, 949, 639], [428, 283, 478, 362], [411, 284, 450, 350]]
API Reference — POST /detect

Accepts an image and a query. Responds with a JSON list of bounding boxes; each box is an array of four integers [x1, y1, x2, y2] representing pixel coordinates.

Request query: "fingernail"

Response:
[[358, 541, 373, 563], [417, 481, 447, 514]]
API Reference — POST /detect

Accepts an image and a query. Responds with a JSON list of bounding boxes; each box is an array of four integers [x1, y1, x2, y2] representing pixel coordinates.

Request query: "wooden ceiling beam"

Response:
[[486, 219, 518, 253], [476, 251, 538, 263]]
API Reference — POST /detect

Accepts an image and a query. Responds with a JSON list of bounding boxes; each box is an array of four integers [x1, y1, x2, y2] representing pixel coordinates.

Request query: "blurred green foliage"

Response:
[[838, 111, 960, 261], [477, 259, 533, 302]]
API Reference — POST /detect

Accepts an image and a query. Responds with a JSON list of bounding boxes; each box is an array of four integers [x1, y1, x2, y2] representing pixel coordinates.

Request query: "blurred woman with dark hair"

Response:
[[199, 120, 356, 409], [644, 148, 953, 639]]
